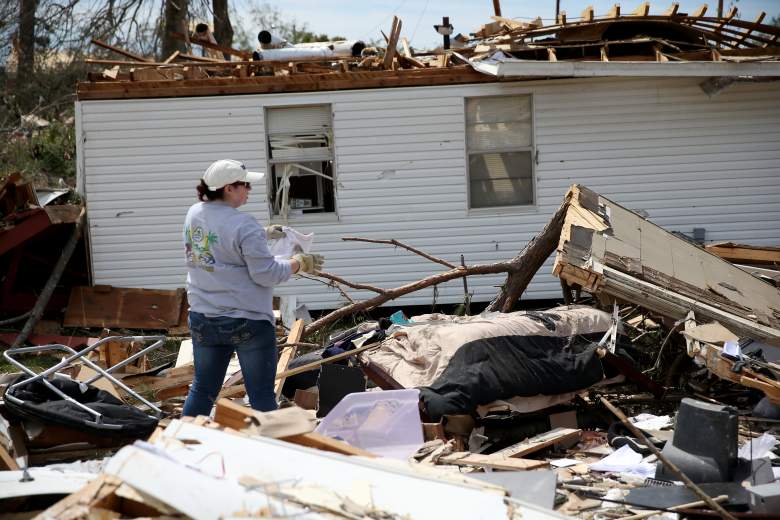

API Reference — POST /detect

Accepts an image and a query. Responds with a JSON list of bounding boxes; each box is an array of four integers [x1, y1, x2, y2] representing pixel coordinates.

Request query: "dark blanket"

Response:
[[4, 375, 158, 438], [419, 333, 604, 421]]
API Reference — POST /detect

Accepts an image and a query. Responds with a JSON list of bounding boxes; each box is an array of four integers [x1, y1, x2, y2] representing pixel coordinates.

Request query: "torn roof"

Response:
[[77, 5, 780, 101]]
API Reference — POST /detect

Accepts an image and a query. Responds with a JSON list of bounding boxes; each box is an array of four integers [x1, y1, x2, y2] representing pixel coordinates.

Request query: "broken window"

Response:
[[265, 105, 335, 220], [465, 95, 534, 209]]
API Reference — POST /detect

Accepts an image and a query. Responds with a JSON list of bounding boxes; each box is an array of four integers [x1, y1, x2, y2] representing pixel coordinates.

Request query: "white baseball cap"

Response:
[[202, 159, 265, 191]]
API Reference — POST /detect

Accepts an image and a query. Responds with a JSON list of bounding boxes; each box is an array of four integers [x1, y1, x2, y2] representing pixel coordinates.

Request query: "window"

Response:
[[465, 95, 534, 209], [265, 105, 335, 220]]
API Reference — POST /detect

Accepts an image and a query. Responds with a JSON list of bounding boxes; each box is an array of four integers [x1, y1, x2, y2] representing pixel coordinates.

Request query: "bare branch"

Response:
[[311, 270, 387, 295], [297, 272, 358, 303], [342, 237, 457, 269], [303, 261, 517, 338]]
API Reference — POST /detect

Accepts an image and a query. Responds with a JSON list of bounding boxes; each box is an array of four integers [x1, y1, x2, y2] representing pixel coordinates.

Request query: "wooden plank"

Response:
[[438, 452, 548, 471], [77, 66, 497, 101], [383, 16, 402, 70], [557, 11, 567, 25], [281, 431, 377, 457], [213, 398, 315, 438], [492, 428, 582, 459], [37, 474, 123, 519], [64, 286, 183, 329], [275, 319, 304, 398], [163, 50, 180, 64], [692, 4, 707, 18], [220, 341, 381, 399], [608, 4, 621, 18], [0, 444, 19, 470], [664, 3, 680, 16], [633, 2, 650, 17], [581, 6, 594, 22], [170, 31, 251, 59], [735, 13, 766, 46], [91, 38, 152, 62], [705, 242, 780, 265]]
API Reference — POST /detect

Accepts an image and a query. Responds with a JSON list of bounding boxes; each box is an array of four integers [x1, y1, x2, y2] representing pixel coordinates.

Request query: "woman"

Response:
[[182, 159, 323, 416]]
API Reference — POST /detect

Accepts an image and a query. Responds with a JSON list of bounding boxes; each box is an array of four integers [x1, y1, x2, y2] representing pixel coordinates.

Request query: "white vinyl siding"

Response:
[[466, 95, 534, 208], [77, 77, 780, 310]]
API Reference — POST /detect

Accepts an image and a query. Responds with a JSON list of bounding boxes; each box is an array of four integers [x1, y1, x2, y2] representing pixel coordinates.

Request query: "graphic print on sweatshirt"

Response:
[[185, 225, 218, 271]]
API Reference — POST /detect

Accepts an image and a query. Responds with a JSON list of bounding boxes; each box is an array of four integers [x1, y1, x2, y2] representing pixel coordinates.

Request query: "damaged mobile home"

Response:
[[74, 5, 780, 310], [2, 4, 780, 519]]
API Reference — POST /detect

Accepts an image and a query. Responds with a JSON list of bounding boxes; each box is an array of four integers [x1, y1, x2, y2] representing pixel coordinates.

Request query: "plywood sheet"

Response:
[[64, 286, 184, 329]]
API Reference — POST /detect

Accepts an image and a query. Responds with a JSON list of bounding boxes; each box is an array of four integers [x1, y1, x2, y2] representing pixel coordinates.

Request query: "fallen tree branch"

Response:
[[342, 237, 456, 269], [303, 262, 516, 338], [297, 273, 358, 303], [301, 199, 571, 339], [311, 270, 387, 295]]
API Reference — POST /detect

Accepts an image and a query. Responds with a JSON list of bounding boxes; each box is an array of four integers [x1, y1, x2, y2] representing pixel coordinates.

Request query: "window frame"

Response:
[[463, 94, 537, 213], [263, 103, 338, 223]]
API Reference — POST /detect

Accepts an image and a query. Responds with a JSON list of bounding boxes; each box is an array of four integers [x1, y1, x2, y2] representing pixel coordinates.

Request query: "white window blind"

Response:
[[265, 105, 336, 219], [466, 95, 534, 209]]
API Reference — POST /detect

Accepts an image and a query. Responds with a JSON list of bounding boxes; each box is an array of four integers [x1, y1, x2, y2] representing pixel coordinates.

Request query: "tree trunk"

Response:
[[19, 0, 38, 77], [484, 198, 570, 313], [162, 0, 189, 59], [212, 0, 233, 60]]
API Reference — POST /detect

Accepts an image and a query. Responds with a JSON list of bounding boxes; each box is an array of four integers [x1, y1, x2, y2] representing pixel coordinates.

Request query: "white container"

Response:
[[315, 389, 424, 460]]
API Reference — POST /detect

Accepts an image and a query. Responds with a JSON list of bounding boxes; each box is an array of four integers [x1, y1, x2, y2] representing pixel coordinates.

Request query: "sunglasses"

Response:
[[231, 181, 252, 189]]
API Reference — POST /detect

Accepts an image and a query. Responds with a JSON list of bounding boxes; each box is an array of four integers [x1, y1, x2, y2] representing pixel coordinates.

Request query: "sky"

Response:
[[233, 0, 779, 51]]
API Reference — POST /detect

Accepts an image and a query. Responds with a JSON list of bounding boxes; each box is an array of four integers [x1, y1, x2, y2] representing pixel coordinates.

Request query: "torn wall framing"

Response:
[[553, 184, 780, 344]]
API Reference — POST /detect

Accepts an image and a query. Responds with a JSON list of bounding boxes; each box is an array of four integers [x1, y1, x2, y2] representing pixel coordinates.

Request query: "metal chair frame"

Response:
[[3, 335, 166, 427]]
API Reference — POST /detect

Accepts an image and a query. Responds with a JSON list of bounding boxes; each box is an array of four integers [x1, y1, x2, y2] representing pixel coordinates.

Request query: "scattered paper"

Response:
[[590, 445, 655, 478], [738, 432, 778, 460], [549, 458, 581, 468], [630, 413, 672, 431]]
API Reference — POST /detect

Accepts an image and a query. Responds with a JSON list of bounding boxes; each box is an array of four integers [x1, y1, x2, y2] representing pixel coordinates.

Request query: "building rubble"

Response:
[[0, 183, 778, 519]]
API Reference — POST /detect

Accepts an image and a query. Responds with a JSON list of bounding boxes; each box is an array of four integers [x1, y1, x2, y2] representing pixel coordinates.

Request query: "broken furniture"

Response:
[[3, 336, 166, 435]]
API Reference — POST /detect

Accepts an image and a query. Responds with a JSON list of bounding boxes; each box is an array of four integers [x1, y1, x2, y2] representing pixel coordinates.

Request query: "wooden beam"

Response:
[[557, 11, 567, 25], [608, 4, 621, 18], [383, 16, 402, 70], [633, 2, 650, 17], [492, 428, 582, 458], [692, 4, 707, 18], [170, 31, 251, 59], [281, 431, 377, 457], [163, 50, 180, 64], [664, 3, 680, 16], [0, 444, 19, 470], [735, 12, 766, 47], [492, 0, 502, 17], [705, 242, 780, 265], [91, 38, 152, 62], [219, 340, 383, 399], [438, 452, 549, 471], [581, 5, 594, 22], [275, 319, 304, 398]]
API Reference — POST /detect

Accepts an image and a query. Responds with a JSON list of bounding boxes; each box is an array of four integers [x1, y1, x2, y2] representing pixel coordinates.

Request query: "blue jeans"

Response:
[[182, 312, 278, 416]]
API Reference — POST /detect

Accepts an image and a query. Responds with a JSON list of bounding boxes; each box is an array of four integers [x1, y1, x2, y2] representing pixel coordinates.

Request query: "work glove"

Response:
[[264, 225, 286, 240], [293, 253, 324, 274]]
